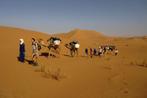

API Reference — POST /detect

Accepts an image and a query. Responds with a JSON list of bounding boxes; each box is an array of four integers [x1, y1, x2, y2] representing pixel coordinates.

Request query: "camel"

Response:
[[65, 41, 80, 57], [47, 37, 61, 55]]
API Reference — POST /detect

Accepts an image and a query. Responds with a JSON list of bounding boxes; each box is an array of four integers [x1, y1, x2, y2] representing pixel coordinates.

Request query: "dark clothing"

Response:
[[85, 48, 88, 56], [19, 43, 25, 62], [115, 52, 118, 56], [90, 48, 93, 58], [20, 43, 25, 53], [70, 41, 78, 46], [93, 49, 97, 56]]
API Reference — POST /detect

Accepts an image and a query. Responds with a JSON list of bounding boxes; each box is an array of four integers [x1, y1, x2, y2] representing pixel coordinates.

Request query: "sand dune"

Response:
[[0, 26, 147, 98]]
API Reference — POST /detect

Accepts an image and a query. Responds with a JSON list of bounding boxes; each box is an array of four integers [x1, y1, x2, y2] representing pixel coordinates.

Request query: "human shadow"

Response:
[[39, 52, 49, 58], [17, 56, 26, 63], [17, 56, 38, 66], [40, 52, 57, 58], [25, 59, 38, 66]]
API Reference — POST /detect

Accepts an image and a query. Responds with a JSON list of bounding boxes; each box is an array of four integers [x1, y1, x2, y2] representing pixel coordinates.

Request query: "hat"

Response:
[[20, 38, 24, 45]]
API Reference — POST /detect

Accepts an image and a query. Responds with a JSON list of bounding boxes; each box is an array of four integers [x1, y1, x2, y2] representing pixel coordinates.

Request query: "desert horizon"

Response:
[[0, 26, 147, 98], [1, 25, 147, 37]]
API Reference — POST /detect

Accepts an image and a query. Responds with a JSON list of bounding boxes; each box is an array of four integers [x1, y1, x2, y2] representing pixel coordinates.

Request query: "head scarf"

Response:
[[20, 39, 24, 45]]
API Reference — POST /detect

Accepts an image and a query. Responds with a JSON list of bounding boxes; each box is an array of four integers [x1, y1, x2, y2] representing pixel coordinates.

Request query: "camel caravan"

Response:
[[36, 37, 80, 57], [18, 37, 118, 64]]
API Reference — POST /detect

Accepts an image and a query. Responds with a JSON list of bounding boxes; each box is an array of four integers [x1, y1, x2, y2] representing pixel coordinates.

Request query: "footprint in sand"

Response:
[[0, 89, 27, 98], [0, 89, 12, 98], [108, 72, 129, 95], [120, 87, 129, 94]]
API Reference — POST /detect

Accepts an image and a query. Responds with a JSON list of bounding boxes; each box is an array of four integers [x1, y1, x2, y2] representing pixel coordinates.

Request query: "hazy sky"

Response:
[[0, 0, 147, 36]]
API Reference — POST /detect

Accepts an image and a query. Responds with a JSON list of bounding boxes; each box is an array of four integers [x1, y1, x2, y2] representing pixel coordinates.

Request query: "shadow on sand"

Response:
[[17, 57, 38, 66], [25, 59, 38, 66], [40, 52, 57, 58], [39, 52, 49, 58], [63, 54, 73, 57]]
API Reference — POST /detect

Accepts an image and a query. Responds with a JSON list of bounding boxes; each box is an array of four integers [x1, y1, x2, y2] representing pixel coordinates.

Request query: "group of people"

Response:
[[84, 45, 118, 58], [18, 38, 44, 64], [18, 37, 118, 64]]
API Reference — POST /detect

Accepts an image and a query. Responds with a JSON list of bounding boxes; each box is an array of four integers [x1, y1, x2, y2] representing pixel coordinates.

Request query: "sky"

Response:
[[0, 0, 147, 36]]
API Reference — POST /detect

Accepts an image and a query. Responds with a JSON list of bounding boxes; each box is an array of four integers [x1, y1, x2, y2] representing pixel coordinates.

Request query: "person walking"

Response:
[[32, 38, 39, 64], [93, 48, 97, 56], [98, 47, 103, 57], [19, 39, 25, 62], [85, 48, 88, 56], [114, 48, 118, 56], [90, 48, 93, 58]]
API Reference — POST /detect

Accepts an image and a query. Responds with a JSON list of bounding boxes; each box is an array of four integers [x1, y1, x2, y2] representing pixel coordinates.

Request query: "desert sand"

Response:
[[0, 26, 147, 98]]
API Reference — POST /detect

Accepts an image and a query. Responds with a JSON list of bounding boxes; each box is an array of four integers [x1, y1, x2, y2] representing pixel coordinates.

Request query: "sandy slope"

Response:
[[0, 26, 147, 98]]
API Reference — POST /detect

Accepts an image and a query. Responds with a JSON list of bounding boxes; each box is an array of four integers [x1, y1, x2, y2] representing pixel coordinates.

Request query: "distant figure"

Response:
[[32, 38, 39, 63], [19, 39, 25, 62], [93, 48, 97, 56], [103, 46, 107, 54], [90, 48, 93, 58], [98, 47, 103, 57], [114, 49, 118, 56], [85, 48, 88, 56]]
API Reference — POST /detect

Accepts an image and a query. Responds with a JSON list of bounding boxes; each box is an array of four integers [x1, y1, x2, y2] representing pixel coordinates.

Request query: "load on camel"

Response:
[[65, 41, 80, 57]]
